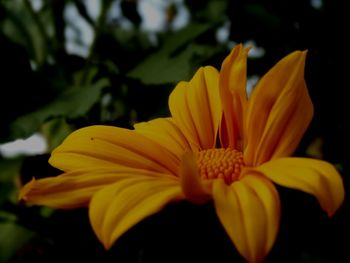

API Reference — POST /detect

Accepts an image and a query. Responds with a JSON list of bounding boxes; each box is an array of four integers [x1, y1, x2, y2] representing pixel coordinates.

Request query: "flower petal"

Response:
[[17, 168, 123, 208], [49, 126, 179, 175], [89, 176, 184, 249], [212, 174, 280, 263], [244, 51, 313, 166], [219, 44, 249, 149], [257, 157, 344, 216], [169, 66, 221, 150], [179, 152, 212, 204], [134, 117, 194, 158], [18, 167, 173, 209]]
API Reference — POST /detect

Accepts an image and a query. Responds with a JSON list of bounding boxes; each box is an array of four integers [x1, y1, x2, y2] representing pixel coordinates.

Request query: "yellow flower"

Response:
[[19, 44, 344, 263]]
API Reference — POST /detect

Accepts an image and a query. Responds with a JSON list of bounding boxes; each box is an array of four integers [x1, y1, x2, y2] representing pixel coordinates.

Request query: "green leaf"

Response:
[[8, 78, 110, 141], [0, 158, 23, 205], [0, 221, 35, 263], [245, 4, 283, 29], [42, 118, 74, 151], [128, 23, 217, 84], [157, 23, 213, 54], [129, 44, 195, 84], [206, 0, 229, 22], [0, 211, 17, 223], [0, 0, 51, 66]]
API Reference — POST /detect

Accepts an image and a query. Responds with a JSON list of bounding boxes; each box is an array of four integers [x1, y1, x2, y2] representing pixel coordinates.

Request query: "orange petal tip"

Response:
[[18, 177, 36, 201]]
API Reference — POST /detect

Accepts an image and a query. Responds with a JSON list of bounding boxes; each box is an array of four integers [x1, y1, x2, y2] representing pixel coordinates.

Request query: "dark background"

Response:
[[0, 0, 349, 262]]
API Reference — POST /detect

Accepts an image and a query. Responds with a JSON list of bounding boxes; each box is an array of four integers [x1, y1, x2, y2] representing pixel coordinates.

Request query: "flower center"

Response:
[[197, 148, 245, 185]]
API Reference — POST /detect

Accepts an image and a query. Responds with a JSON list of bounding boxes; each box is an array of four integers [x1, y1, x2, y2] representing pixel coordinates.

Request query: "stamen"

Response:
[[197, 148, 244, 185]]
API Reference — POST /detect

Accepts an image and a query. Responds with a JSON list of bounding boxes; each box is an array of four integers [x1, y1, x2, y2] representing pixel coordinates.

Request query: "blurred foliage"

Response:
[[0, 0, 349, 262]]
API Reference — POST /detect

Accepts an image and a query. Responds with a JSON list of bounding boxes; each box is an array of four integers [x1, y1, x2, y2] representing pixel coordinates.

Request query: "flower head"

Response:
[[20, 44, 344, 263]]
